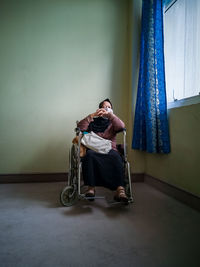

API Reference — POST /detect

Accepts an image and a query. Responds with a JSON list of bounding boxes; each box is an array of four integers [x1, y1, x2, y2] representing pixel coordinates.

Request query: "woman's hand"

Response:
[[97, 108, 109, 117], [91, 108, 109, 118]]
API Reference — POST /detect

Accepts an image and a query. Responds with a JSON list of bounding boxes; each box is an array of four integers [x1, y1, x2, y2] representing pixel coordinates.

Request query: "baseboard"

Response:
[[144, 174, 200, 212], [131, 173, 144, 182], [1, 172, 199, 212], [0, 173, 68, 183], [0, 172, 144, 184]]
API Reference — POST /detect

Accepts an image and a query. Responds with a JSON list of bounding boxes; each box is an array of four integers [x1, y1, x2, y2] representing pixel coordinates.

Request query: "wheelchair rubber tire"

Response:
[[60, 185, 78, 207]]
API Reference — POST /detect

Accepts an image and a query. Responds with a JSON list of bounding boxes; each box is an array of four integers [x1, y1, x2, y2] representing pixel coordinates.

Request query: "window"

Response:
[[163, 0, 200, 105]]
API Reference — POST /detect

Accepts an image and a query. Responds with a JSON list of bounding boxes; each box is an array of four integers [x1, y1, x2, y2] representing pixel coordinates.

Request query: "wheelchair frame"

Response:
[[60, 123, 134, 207]]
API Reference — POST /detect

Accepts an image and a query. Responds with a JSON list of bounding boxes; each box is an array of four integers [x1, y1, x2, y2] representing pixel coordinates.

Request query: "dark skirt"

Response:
[[81, 149, 124, 190]]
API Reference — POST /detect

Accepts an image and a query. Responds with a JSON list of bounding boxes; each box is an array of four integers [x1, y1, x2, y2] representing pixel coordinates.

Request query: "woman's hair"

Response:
[[99, 98, 113, 109]]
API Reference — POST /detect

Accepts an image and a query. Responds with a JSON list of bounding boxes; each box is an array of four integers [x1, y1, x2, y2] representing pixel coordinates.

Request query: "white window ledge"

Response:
[[167, 95, 200, 109]]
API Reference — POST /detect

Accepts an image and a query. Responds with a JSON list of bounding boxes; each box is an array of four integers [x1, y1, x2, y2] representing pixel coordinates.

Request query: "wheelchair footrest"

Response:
[[84, 196, 105, 200], [107, 199, 133, 205]]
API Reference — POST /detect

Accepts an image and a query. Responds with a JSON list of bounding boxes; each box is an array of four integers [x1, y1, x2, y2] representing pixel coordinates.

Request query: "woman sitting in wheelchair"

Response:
[[78, 98, 128, 203]]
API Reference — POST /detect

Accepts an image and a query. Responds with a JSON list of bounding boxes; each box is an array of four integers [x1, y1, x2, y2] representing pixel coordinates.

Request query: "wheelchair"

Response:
[[60, 122, 134, 207]]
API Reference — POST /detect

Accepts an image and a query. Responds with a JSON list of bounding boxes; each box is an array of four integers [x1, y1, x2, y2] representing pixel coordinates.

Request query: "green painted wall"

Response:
[[2, 0, 198, 197], [145, 104, 200, 197], [127, 0, 145, 173], [0, 0, 130, 174]]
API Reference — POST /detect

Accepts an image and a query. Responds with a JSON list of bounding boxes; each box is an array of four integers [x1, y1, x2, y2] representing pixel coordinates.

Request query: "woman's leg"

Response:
[[82, 149, 128, 201], [82, 150, 97, 187], [114, 186, 128, 202], [107, 150, 128, 202]]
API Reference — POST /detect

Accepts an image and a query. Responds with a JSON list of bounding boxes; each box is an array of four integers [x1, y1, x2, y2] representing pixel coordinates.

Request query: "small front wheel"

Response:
[[60, 185, 78, 207]]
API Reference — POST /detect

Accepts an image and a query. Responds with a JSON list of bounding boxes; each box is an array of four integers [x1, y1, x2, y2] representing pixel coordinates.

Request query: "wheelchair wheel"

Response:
[[68, 144, 79, 186], [125, 182, 131, 199], [60, 185, 78, 207]]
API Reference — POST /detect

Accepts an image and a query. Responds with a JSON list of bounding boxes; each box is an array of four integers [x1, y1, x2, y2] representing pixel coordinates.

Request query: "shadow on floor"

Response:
[[62, 186, 133, 218]]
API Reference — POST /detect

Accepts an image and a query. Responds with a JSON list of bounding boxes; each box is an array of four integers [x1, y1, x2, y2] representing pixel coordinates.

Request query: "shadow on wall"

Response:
[[110, 18, 129, 122]]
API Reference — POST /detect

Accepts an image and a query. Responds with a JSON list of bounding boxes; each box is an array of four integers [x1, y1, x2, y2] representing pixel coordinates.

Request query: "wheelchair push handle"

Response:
[[115, 128, 126, 134], [75, 120, 88, 135], [74, 121, 81, 136]]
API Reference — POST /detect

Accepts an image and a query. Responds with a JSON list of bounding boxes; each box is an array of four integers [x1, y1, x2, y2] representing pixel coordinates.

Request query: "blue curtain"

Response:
[[132, 0, 170, 153]]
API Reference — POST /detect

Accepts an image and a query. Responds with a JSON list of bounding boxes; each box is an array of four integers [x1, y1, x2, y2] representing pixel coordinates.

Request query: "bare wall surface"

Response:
[[129, 0, 145, 173], [0, 0, 130, 174], [145, 104, 200, 197]]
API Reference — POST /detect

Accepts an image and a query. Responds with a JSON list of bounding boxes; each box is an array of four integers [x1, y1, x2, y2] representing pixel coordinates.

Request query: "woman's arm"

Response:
[[77, 114, 93, 131], [97, 108, 125, 132], [77, 109, 125, 132], [107, 113, 125, 132], [77, 110, 99, 131]]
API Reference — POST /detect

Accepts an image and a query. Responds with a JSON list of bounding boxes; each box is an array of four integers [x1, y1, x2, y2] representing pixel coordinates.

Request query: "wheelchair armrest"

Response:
[[116, 128, 126, 134], [116, 128, 127, 161], [75, 127, 82, 136]]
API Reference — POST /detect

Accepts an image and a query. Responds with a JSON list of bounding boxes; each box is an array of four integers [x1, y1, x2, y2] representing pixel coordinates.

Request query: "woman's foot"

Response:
[[85, 186, 95, 201], [114, 186, 128, 203]]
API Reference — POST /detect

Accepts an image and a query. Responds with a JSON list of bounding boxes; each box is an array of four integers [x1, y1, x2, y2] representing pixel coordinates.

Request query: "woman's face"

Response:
[[101, 101, 112, 109]]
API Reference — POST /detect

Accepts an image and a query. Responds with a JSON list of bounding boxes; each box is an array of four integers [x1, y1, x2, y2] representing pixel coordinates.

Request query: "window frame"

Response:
[[163, 0, 200, 109]]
